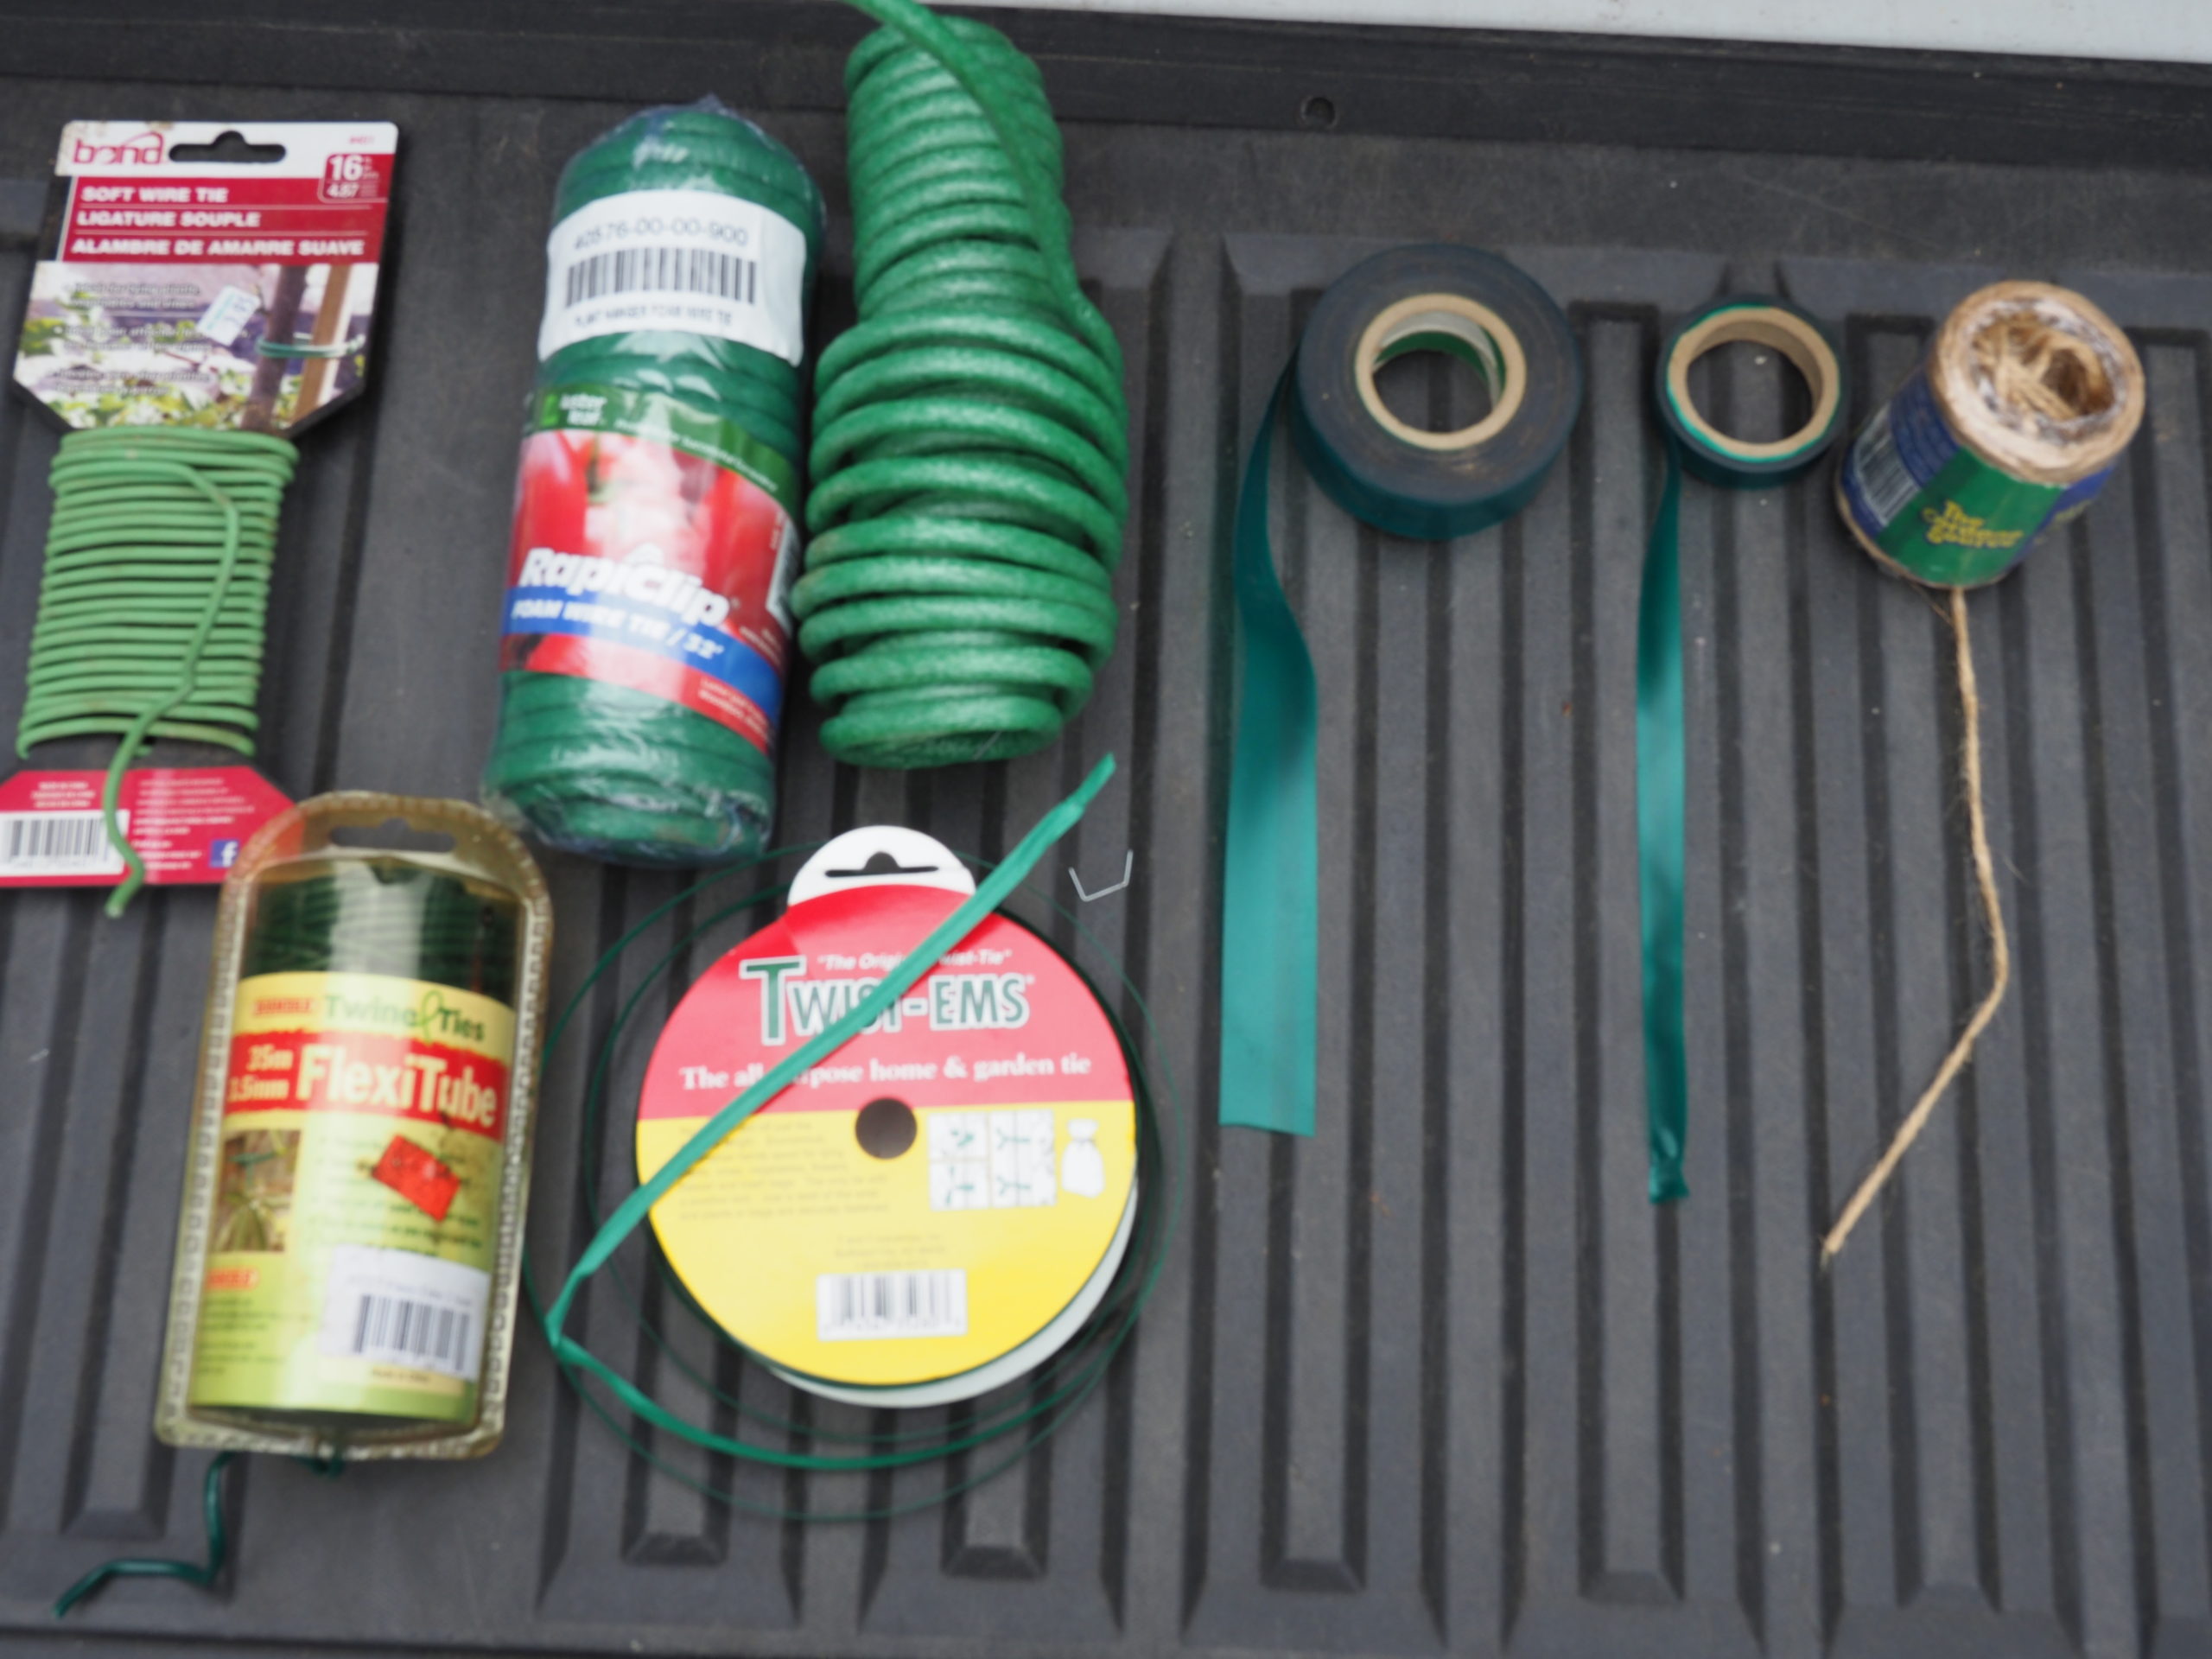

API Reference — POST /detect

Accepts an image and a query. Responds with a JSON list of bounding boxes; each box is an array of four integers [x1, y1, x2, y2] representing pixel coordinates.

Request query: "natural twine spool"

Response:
[[1823, 283, 2139, 1264]]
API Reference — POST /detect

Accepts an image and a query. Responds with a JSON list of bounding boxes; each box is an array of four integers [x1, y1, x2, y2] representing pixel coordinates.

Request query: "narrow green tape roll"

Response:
[[1640, 296, 1844, 1200], [1219, 245, 1582, 1138]]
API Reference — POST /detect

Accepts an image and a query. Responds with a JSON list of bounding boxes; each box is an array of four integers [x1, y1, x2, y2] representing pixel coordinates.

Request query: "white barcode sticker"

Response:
[[1847, 406, 1921, 530], [538, 188, 809, 366], [817, 1269, 969, 1342], [320, 1243, 489, 1382], [0, 810, 125, 875]]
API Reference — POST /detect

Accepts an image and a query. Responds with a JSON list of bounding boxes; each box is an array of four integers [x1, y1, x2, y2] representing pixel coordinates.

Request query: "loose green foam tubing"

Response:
[[15, 426, 298, 913], [795, 2, 1129, 769]]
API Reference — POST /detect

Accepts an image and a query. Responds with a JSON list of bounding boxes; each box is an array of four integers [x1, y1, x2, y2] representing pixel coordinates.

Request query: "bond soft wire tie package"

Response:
[[7, 121, 397, 912]]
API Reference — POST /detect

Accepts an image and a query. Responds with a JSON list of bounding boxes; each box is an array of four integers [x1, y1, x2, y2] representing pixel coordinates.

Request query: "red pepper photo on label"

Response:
[[371, 1135, 462, 1223]]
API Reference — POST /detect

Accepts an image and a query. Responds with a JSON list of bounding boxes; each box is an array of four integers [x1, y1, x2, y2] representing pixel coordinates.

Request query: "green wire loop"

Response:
[[15, 428, 298, 916], [796, 3, 1131, 770]]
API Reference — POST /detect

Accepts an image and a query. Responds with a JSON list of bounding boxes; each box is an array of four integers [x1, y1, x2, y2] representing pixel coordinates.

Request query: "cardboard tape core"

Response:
[[1354, 293, 1529, 452], [1665, 307, 1842, 465]]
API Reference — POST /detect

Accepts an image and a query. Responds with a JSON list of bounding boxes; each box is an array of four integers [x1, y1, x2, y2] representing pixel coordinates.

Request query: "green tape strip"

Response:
[[1218, 247, 1582, 1138], [1218, 372, 1318, 1135], [1637, 439, 1690, 1201], [1642, 296, 1845, 1201]]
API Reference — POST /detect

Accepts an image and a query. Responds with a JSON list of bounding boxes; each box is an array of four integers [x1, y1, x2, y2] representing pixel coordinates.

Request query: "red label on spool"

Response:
[[499, 389, 799, 755]]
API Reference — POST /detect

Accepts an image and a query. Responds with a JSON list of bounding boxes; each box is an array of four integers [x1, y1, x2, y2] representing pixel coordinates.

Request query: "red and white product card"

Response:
[[0, 767, 292, 890], [13, 120, 397, 435]]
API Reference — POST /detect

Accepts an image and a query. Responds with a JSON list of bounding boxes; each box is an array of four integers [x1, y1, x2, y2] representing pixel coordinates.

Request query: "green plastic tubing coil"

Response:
[[793, 2, 1131, 769], [480, 100, 825, 867], [15, 426, 298, 914], [242, 856, 522, 1005]]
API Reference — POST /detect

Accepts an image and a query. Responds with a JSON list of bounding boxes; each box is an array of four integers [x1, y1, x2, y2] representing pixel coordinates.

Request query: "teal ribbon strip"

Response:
[[539, 753, 1117, 1453], [1217, 372, 1319, 1137], [1637, 437, 1689, 1202]]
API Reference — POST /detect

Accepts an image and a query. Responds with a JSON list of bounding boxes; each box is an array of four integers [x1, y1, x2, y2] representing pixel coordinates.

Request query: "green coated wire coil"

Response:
[[795, 5, 1131, 769], [15, 427, 299, 914], [481, 101, 825, 868], [241, 856, 522, 1004]]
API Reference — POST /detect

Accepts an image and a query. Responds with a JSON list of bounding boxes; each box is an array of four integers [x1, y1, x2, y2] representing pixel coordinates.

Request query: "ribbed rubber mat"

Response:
[[3, 11, 2212, 1656]]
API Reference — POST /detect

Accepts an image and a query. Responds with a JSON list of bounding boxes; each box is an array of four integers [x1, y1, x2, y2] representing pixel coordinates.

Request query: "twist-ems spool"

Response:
[[638, 827, 1138, 1399], [1220, 245, 1581, 1139], [1837, 280, 2144, 588], [1638, 297, 1845, 1201], [533, 755, 1182, 1522]]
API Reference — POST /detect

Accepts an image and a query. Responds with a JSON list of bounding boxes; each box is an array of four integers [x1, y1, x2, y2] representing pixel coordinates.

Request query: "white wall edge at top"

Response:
[[957, 0, 2212, 69]]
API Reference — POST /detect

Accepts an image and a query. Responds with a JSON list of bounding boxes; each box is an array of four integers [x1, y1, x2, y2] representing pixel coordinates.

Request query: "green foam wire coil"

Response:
[[480, 100, 826, 868], [797, 8, 1130, 768]]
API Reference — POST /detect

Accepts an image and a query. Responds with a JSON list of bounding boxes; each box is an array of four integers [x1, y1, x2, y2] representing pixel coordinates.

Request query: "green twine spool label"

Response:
[[1838, 360, 2112, 587]]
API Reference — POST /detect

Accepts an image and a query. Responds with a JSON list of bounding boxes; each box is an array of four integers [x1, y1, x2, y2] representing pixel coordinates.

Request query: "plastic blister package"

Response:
[[156, 792, 551, 1460]]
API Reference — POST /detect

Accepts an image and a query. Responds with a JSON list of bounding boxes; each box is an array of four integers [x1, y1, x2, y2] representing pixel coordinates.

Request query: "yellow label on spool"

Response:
[[637, 874, 1136, 1389]]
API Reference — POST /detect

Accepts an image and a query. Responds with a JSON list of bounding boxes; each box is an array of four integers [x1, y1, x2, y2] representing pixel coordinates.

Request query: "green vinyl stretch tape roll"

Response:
[[1219, 245, 1582, 1137], [1640, 296, 1844, 1199]]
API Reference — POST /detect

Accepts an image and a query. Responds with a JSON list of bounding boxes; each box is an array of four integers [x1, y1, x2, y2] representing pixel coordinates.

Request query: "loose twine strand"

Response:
[[1821, 587, 2012, 1265]]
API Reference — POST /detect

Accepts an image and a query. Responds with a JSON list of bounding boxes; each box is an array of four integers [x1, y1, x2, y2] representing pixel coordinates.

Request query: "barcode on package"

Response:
[[347, 1294, 473, 1375], [563, 246, 757, 308], [817, 1269, 968, 1341], [319, 1243, 489, 1382], [1847, 409, 1921, 529], [539, 188, 809, 365], [0, 810, 124, 875]]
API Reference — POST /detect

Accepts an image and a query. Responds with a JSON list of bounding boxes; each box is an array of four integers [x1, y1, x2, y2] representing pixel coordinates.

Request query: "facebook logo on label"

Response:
[[209, 839, 240, 869]]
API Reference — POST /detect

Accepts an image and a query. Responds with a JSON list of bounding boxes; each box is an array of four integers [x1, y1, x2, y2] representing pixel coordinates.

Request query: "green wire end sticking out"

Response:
[[52, 1452, 237, 1618]]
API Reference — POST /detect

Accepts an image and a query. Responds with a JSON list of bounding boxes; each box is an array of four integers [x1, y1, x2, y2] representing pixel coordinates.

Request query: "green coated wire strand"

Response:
[[51, 1450, 347, 1618], [15, 428, 298, 915], [482, 102, 826, 867], [796, 2, 1131, 769], [51, 1452, 238, 1617], [525, 753, 1182, 1519]]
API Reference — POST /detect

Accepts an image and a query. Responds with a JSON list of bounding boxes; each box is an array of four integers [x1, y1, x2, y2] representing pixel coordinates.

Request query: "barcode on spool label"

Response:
[[1848, 408, 1921, 528], [0, 810, 124, 875], [817, 1269, 968, 1341], [563, 246, 758, 308], [319, 1243, 489, 1382]]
